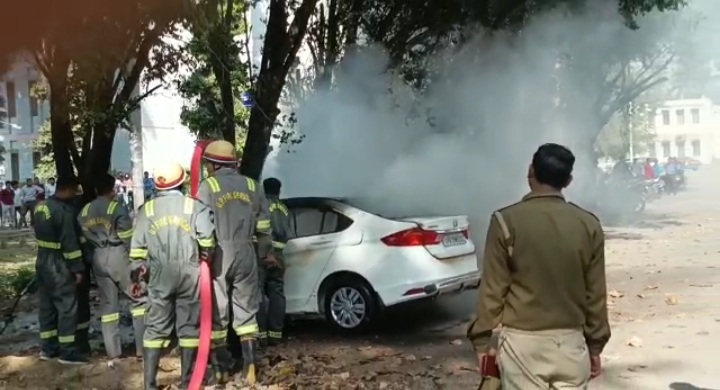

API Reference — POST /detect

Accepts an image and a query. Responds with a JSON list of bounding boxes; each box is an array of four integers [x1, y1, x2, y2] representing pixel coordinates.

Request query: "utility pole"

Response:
[[628, 101, 634, 161]]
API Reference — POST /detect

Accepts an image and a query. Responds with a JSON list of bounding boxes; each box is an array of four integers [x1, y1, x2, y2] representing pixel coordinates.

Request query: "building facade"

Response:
[[0, 58, 196, 182], [649, 97, 720, 164]]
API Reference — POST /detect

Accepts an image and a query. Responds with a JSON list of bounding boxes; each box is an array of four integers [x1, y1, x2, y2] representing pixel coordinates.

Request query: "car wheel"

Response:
[[323, 279, 377, 333]]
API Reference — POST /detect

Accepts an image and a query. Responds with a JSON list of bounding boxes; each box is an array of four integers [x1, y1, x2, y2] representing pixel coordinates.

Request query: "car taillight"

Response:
[[381, 227, 441, 246]]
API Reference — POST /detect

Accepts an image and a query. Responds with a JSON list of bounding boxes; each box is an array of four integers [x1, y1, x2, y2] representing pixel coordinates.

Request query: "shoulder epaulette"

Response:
[[568, 202, 600, 222]]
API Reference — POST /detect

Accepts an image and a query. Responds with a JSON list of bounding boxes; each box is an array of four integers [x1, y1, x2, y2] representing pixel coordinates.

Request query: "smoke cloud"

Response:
[[263, 3, 708, 246]]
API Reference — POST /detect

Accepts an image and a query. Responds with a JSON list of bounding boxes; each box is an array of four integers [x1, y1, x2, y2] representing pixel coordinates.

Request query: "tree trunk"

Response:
[[241, 74, 284, 179], [79, 126, 115, 202], [49, 89, 75, 180]]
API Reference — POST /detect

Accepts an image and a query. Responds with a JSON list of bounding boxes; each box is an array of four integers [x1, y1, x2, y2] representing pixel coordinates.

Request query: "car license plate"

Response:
[[442, 233, 466, 247]]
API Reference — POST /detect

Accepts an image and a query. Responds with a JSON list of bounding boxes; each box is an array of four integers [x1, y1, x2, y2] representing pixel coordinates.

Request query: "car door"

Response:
[[283, 206, 339, 312]]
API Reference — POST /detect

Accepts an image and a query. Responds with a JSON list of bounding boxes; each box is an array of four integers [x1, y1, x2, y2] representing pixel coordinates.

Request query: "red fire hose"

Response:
[[188, 140, 212, 390]]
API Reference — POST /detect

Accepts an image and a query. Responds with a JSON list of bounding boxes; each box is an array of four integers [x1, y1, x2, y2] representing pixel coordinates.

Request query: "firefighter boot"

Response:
[[179, 348, 197, 389], [143, 348, 162, 390], [234, 338, 258, 386], [76, 328, 91, 355], [133, 317, 145, 359]]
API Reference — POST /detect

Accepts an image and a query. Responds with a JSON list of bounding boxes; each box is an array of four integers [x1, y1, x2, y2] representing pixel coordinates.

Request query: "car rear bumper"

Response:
[[381, 271, 481, 306]]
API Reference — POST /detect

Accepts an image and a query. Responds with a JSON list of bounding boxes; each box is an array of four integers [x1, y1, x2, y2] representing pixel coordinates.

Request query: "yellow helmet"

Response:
[[203, 140, 237, 164], [154, 163, 186, 190]]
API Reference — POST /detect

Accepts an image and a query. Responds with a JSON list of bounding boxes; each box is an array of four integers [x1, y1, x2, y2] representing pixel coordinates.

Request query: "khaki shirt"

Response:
[[467, 192, 610, 356]]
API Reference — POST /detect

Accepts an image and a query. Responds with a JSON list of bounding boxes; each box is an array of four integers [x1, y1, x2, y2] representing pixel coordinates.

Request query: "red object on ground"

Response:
[[188, 140, 212, 390]]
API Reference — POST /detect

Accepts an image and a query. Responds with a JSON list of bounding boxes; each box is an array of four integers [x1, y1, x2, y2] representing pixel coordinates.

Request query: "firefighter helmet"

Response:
[[203, 140, 237, 164], [154, 162, 186, 190]]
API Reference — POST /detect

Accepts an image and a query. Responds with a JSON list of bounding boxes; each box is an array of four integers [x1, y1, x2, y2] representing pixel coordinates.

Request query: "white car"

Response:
[[281, 197, 481, 332]]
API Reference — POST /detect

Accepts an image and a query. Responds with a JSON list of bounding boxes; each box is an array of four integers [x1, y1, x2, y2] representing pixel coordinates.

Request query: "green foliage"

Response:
[[596, 102, 656, 161], [32, 121, 83, 180], [0, 265, 35, 296]]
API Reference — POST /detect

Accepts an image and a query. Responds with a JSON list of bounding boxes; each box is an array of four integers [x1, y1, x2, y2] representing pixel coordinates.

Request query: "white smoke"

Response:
[[262, 3, 708, 244]]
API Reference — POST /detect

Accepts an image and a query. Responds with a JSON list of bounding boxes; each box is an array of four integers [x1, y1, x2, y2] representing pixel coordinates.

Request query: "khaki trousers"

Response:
[[498, 327, 591, 389]]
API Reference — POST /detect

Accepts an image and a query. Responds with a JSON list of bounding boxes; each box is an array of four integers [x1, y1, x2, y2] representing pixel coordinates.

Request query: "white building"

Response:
[[649, 97, 720, 164], [0, 58, 196, 181]]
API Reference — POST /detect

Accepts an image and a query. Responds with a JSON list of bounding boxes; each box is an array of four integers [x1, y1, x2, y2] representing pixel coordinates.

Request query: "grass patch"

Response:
[[0, 246, 36, 297]]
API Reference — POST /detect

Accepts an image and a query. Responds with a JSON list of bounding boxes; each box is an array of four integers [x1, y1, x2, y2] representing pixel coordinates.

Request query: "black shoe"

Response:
[[76, 329, 91, 355], [39, 350, 60, 361], [143, 348, 162, 390], [58, 351, 89, 365]]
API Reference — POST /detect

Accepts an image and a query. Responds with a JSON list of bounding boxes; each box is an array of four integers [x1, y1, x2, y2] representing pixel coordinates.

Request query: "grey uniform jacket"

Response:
[[266, 196, 293, 253], [197, 168, 273, 258], [129, 191, 215, 266], [78, 197, 134, 249]]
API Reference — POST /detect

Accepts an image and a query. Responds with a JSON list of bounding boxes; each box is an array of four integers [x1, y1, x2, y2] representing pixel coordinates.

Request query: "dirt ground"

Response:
[[0, 166, 719, 389]]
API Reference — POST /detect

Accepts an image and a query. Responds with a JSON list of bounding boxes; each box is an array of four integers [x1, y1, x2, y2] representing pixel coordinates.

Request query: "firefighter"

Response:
[[34, 176, 89, 364], [78, 173, 145, 359], [71, 188, 92, 355], [197, 140, 274, 385], [257, 178, 291, 348], [129, 162, 215, 390]]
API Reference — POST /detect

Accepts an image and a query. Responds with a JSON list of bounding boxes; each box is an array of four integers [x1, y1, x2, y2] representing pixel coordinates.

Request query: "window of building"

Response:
[[691, 108, 700, 124], [661, 110, 670, 125], [648, 142, 657, 158], [29, 80, 39, 117], [662, 141, 671, 158], [676, 109, 685, 125], [692, 140, 701, 157], [5, 81, 16, 118], [32, 152, 41, 169], [10, 152, 19, 181], [677, 140, 686, 158]]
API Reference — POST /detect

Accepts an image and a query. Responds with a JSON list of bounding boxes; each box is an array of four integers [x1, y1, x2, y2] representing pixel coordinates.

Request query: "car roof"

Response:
[[281, 196, 346, 208]]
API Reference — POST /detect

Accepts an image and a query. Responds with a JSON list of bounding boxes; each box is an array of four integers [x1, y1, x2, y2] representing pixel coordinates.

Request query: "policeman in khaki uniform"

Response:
[[468, 143, 611, 389], [129, 163, 216, 390], [197, 140, 274, 385], [78, 173, 145, 359], [34, 176, 89, 365], [257, 178, 292, 348]]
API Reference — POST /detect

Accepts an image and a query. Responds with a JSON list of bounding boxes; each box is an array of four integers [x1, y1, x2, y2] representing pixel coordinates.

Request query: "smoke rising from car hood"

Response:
[[262, 4, 693, 248]]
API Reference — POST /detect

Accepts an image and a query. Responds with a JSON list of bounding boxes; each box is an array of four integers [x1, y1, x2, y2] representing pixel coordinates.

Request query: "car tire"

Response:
[[323, 278, 378, 333]]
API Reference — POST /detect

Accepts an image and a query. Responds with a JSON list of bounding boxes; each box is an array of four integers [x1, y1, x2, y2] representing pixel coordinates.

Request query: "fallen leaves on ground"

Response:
[[664, 294, 679, 305], [626, 336, 643, 347]]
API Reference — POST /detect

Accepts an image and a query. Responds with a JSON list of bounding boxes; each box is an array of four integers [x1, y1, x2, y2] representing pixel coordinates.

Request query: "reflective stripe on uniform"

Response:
[[131, 307, 146, 317], [235, 323, 259, 336], [130, 248, 148, 259], [143, 339, 170, 349], [245, 177, 256, 192], [257, 331, 267, 339], [256, 219, 270, 231], [183, 197, 194, 215], [101, 313, 120, 323], [117, 229, 134, 239], [272, 241, 285, 249], [80, 203, 91, 217], [77, 321, 90, 330], [206, 177, 221, 193], [63, 250, 82, 260], [37, 240, 61, 249], [144, 200, 155, 217], [40, 329, 57, 339], [58, 335, 75, 344], [268, 331, 282, 339], [198, 237, 215, 248], [269, 202, 288, 216], [211, 330, 227, 340], [178, 338, 200, 348], [107, 201, 118, 215]]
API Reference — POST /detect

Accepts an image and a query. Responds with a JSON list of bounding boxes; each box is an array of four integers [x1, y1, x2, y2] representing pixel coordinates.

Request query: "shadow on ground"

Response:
[[669, 382, 719, 390]]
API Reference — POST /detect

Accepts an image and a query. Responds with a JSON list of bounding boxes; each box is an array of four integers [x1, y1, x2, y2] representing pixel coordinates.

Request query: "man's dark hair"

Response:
[[95, 174, 116, 195], [263, 177, 282, 196], [531, 143, 575, 189], [56, 176, 80, 192]]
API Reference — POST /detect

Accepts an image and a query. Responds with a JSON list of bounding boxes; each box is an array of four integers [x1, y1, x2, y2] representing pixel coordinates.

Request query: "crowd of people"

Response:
[[0, 177, 56, 229], [609, 156, 687, 195], [32, 140, 291, 390]]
